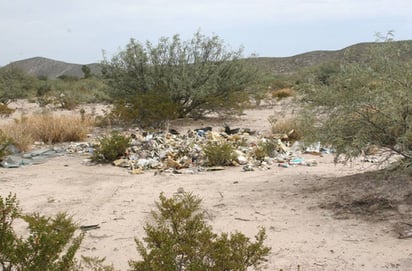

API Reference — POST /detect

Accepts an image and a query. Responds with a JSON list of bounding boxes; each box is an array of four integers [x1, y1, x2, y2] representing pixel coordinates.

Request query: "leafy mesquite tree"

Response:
[[0, 66, 36, 105], [102, 31, 256, 124], [298, 32, 412, 168]]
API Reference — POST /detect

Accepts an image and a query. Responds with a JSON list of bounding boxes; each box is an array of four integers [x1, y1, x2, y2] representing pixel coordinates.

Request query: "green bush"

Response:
[[92, 132, 130, 162], [0, 193, 83, 271], [1, 193, 272, 270], [107, 93, 180, 128], [202, 141, 237, 166], [0, 66, 37, 104], [34, 77, 110, 109], [130, 192, 270, 271], [298, 35, 412, 167], [102, 31, 256, 121]]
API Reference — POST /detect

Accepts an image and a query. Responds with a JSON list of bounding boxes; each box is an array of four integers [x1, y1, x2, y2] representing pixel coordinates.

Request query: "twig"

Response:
[[235, 217, 251, 221], [80, 224, 101, 231]]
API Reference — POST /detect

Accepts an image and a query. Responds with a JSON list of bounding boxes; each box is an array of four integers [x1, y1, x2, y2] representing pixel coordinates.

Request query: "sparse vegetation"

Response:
[[2, 32, 412, 271], [298, 32, 412, 168], [0, 103, 15, 117], [202, 141, 237, 166], [92, 132, 130, 162], [130, 192, 270, 271], [3, 113, 93, 150], [0, 193, 83, 271], [0, 66, 36, 104], [253, 140, 279, 161], [269, 116, 302, 141], [0, 130, 12, 160], [1, 192, 271, 271], [35, 77, 110, 109], [271, 88, 295, 100]]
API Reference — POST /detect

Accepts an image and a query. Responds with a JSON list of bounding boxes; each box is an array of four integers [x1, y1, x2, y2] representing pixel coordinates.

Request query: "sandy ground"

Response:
[[1, 100, 412, 271]]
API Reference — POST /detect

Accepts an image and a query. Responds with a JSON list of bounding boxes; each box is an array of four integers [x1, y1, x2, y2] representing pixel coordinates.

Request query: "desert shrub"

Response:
[[0, 103, 15, 117], [254, 140, 279, 161], [54, 92, 80, 110], [107, 93, 180, 128], [0, 130, 12, 159], [130, 192, 270, 271], [269, 116, 302, 141], [35, 78, 110, 109], [30, 114, 93, 143], [36, 84, 54, 108], [202, 141, 237, 166], [92, 132, 130, 162], [249, 73, 296, 106], [81, 65, 92, 79], [0, 66, 37, 105], [4, 113, 93, 148], [80, 256, 118, 271], [271, 88, 295, 100], [0, 193, 83, 271], [298, 34, 412, 167], [102, 31, 256, 122], [2, 116, 33, 152]]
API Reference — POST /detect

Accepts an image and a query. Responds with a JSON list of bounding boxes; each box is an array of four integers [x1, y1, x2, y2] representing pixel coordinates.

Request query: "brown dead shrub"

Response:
[[271, 88, 295, 100]]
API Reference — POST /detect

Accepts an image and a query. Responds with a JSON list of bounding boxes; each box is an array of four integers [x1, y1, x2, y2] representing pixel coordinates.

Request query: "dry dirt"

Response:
[[1, 100, 412, 271]]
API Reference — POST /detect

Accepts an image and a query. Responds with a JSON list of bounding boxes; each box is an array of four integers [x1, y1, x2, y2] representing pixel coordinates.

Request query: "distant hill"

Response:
[[2, 57, 101, 79], [245, 40, 412, 74], [2, 40, 412, 78]]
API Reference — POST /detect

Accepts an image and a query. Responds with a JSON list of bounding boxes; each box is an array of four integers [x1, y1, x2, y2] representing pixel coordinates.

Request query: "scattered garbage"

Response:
[[0, 125, 331, 173], [364, 156, 379, 163], [86, 127, 327, 174]]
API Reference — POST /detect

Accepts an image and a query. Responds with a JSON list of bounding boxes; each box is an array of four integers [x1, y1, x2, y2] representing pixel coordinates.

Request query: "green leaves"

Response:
[[130, 192, 270, 271], [299, 38, 412, 167], [0, 66, 36, 105], [102, 31, 256, 121], [92, 132, 130, 162], [0, 194, 83, 271], [202, 141, 237, 166]]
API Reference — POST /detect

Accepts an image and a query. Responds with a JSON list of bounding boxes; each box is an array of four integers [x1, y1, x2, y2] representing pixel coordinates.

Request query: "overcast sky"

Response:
[[1, 0, 411, 66]]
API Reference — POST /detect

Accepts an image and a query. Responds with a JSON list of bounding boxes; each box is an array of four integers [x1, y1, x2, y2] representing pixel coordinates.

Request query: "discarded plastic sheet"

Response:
[[1, 147, 65, 168]]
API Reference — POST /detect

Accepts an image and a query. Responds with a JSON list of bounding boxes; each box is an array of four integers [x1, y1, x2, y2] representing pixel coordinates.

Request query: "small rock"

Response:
[[237, 155, 248, 165]]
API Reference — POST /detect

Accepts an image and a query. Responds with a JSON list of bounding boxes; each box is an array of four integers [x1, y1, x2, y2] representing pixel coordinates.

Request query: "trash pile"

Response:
[[80, 126, 326, 174], [0, 126, 330, 172]]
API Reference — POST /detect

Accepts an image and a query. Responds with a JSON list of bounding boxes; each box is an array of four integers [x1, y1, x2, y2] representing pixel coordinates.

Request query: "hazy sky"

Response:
[[1, 0, 411, 65]]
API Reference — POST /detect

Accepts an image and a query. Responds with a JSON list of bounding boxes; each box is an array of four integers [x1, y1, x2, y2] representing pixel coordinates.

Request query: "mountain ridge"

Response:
[[3, 40, 412, 79], [3, 57, 101, 79]]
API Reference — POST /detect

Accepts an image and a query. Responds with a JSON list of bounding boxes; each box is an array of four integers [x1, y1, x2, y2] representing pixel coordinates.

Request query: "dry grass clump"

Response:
[[271, 88, 295, 100], [269, 116, 302, 141], [2, 124, 33, 152], [3, 113, 93, 151], [0, 103, 15, 117]]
